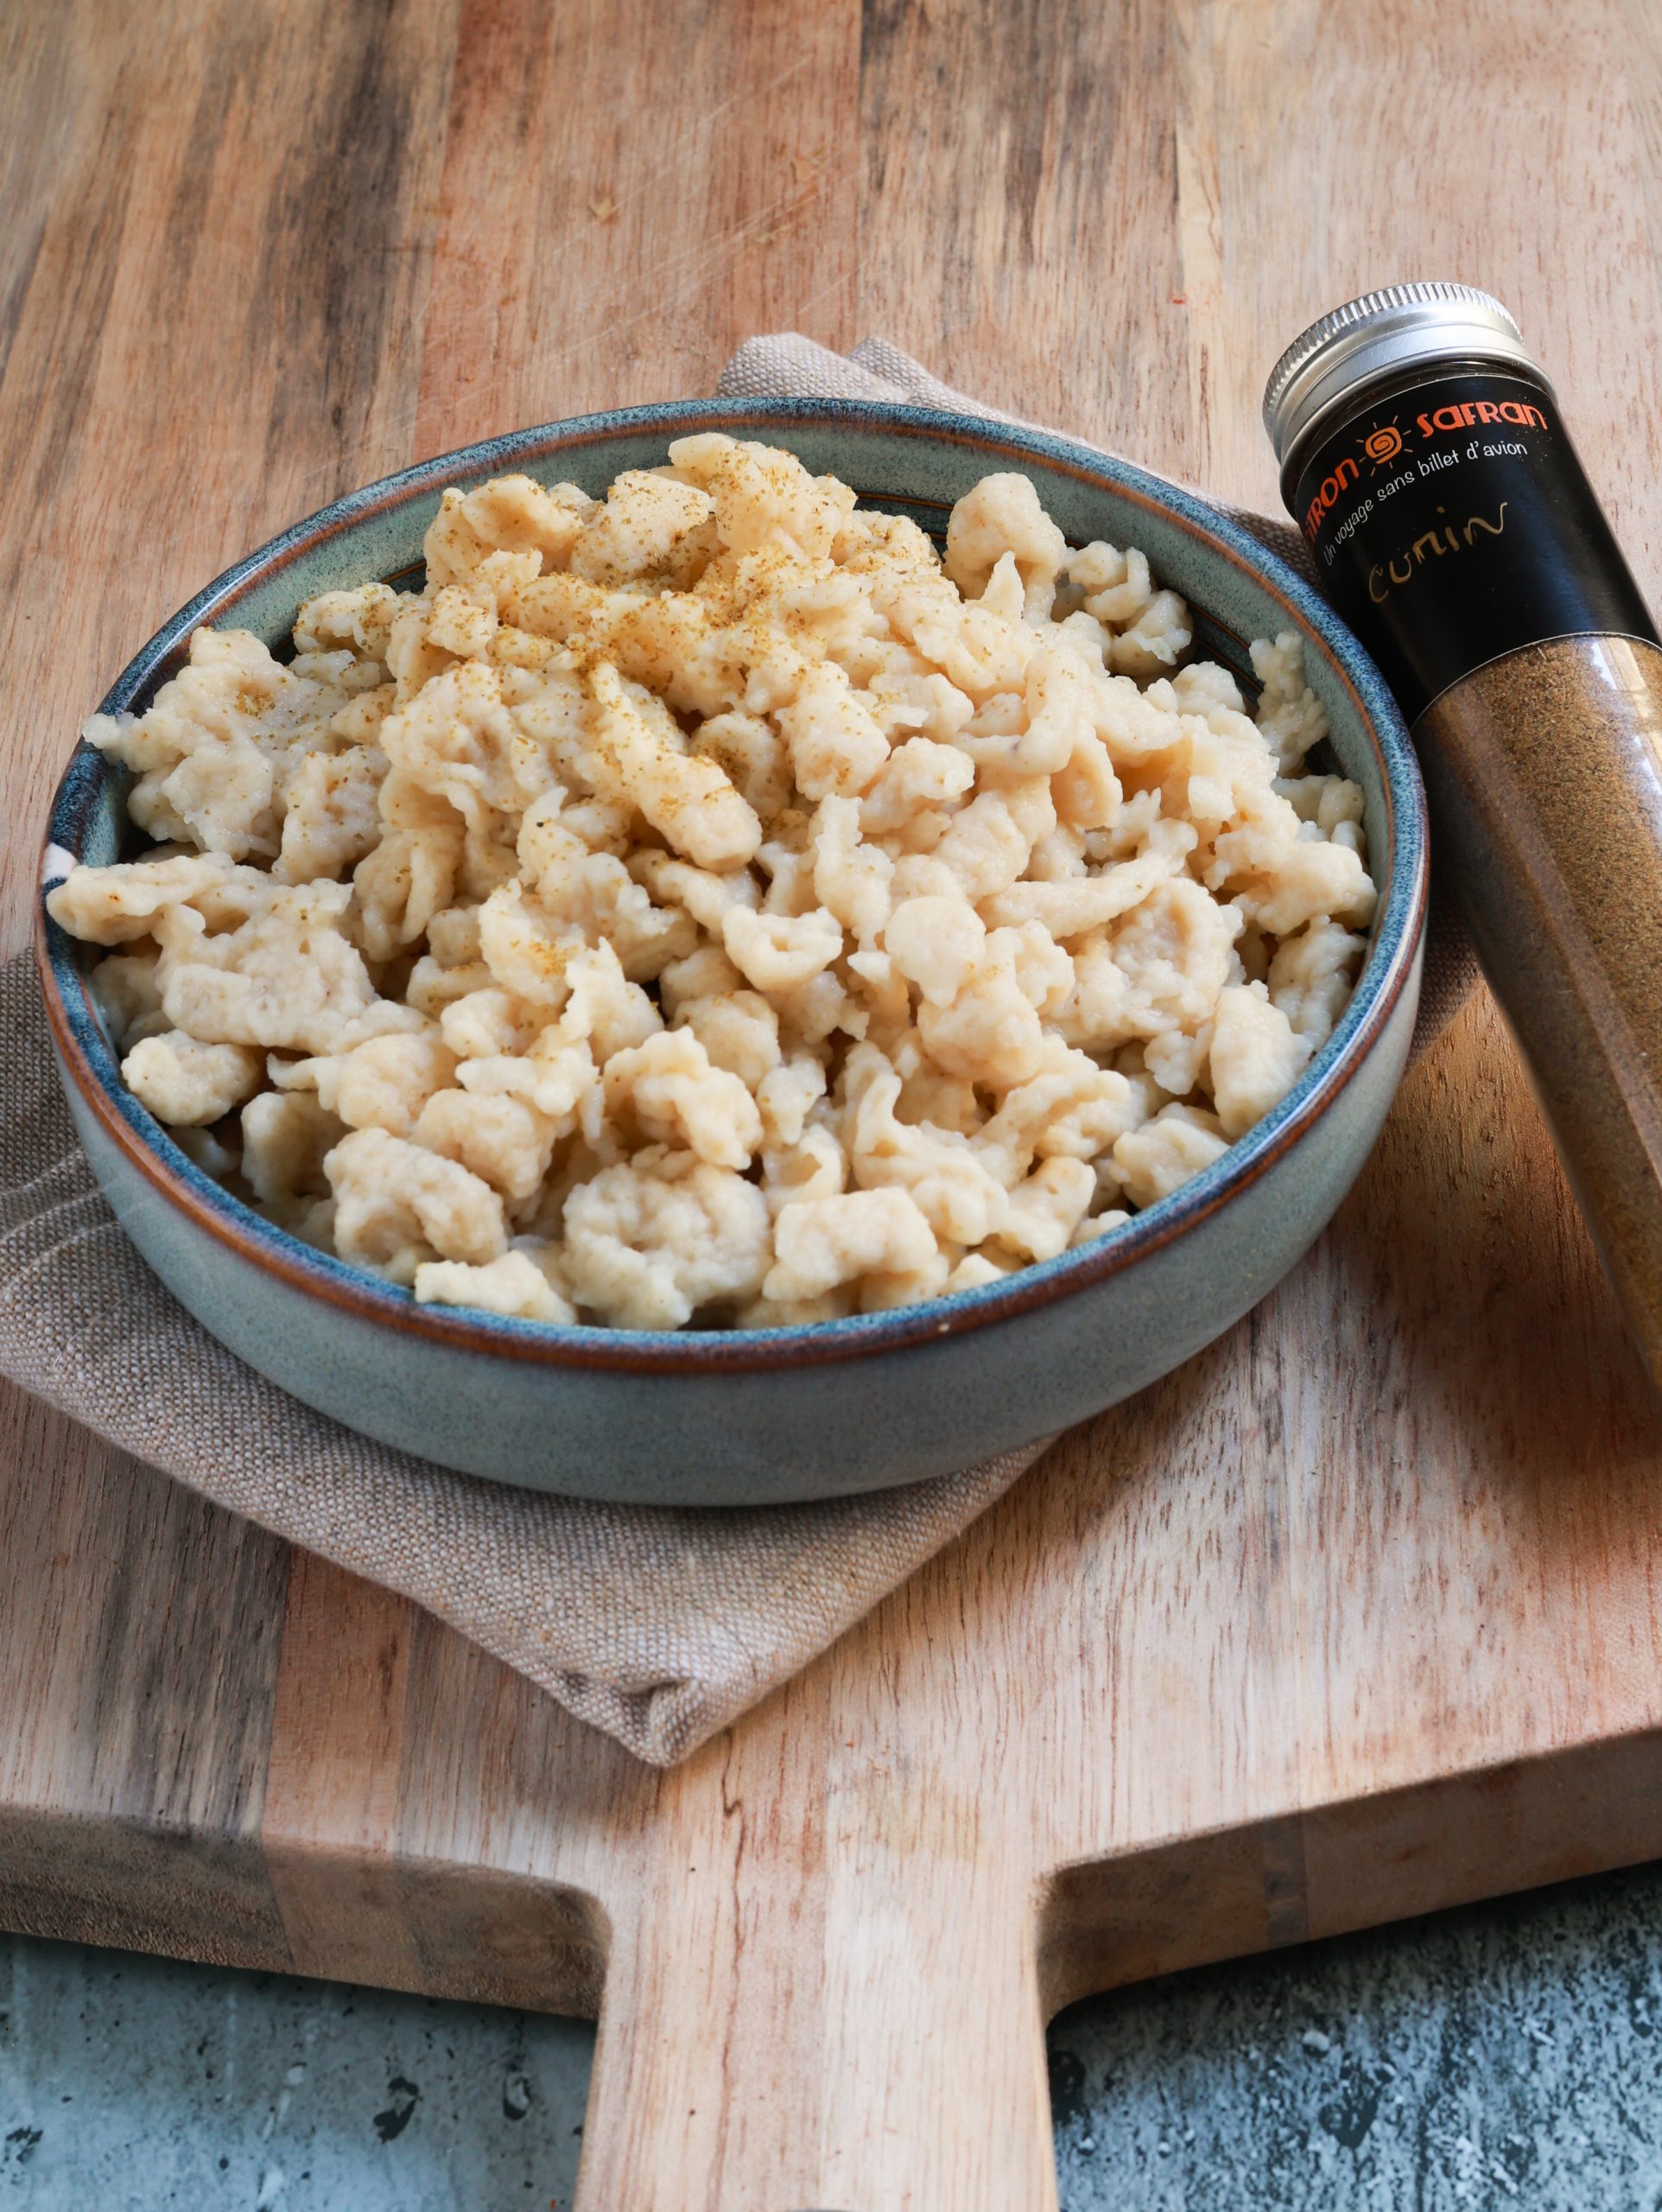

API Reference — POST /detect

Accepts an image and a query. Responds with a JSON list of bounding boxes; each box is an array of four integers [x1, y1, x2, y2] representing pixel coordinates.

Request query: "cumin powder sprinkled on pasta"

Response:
[[49, 439, 1373, 1332]]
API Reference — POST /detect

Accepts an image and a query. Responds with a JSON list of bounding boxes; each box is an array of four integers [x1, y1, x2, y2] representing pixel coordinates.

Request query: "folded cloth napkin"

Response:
[[0, 338, 1469, 1771], [0, 955, 1046, 1765]]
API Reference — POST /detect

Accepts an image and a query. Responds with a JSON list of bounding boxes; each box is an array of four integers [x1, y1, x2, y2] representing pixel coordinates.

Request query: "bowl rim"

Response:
[[38, 395, 1427, 1376]]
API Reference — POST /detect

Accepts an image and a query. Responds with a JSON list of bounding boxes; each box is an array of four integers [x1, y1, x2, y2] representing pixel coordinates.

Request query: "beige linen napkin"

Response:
[[0, 954, 1044, 1765], [0, 338, 1466, 1771]]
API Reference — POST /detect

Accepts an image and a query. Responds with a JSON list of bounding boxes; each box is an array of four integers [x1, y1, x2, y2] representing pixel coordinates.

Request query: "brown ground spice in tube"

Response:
[[1266, 284, 1662, 1382]]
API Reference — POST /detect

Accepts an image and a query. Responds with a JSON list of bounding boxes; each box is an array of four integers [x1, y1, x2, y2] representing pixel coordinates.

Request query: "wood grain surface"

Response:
[[4, 3, 1662, 2205]]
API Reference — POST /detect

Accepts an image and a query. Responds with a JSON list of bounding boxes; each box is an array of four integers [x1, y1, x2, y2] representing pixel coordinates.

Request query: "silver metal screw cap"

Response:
[[1264, 283, 1538, 468]]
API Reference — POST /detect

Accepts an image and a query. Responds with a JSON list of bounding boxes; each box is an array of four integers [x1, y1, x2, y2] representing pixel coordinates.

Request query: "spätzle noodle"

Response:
[[49, 439, 1377, 1332]]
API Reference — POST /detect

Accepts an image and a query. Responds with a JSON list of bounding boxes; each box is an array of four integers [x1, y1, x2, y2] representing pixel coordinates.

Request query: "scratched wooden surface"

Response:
[[3, 3, 1662, 2206]]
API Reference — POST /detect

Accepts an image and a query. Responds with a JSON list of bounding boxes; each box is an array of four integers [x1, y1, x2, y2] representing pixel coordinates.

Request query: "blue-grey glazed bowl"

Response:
[[39, 400, 1425, 1505]]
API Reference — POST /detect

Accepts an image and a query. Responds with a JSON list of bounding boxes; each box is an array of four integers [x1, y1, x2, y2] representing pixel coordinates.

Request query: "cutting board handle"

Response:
[[572, 1860, 1060, 2209]]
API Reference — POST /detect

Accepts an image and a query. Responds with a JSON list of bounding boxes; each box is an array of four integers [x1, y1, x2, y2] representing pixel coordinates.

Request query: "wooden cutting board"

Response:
[[5, 3, 1662, 2203]]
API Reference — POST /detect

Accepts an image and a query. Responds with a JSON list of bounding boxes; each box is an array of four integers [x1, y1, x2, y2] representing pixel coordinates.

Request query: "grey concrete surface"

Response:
[[0, 1940, 593, 2209], [4, 1861, 1662, 2207], [1052, 1861, 1662, 2209]]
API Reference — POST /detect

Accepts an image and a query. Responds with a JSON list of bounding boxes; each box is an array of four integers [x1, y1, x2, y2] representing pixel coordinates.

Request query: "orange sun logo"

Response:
[[1361, 422, 1404, 467]]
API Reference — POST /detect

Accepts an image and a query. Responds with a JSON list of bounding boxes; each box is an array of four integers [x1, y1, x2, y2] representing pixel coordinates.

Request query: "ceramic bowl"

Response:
[[39, 400, 1426, 1505]]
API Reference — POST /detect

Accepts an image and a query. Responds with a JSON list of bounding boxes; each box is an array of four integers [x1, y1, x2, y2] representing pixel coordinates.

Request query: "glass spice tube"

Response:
[[1264, 283, 1662, 1382]]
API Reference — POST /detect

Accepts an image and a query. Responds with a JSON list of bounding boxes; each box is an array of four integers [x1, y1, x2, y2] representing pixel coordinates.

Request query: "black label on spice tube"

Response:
[[1291, 371, 1659, 721]]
